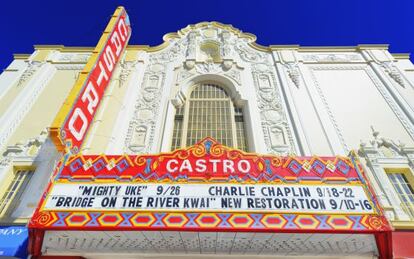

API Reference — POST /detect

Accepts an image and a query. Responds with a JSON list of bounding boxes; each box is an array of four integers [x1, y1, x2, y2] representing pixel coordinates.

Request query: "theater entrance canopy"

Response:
[[29, 138, 392, 258]]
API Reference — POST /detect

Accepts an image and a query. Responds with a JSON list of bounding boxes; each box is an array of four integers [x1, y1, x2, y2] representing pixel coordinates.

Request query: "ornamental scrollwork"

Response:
[[124, 64, 166, 153], [381, 61, 405, 87], [251, 64, 294, 155]]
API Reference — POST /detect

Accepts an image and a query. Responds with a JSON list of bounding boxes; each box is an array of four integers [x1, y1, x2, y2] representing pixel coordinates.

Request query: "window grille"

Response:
[[388, 173, 414, 219], [171, 83, 248, 151], [0, 170, 33, 217]]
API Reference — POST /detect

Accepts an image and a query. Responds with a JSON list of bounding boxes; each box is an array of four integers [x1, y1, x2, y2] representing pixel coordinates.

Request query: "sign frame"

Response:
[[29, 138, 392, 257]]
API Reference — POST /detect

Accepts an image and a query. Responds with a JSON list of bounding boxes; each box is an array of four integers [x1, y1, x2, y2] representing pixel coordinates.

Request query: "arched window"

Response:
[[171, 83, 248, 151]]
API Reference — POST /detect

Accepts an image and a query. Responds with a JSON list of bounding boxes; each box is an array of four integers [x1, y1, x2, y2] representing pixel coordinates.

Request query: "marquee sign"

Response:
[[30, 138, 389, 229], [29, 138, 392, 256], [49, 6, 131, 153]]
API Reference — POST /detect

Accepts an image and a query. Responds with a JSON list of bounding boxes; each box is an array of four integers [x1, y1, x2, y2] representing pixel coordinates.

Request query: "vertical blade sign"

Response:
[[50, 7, 131, 153]]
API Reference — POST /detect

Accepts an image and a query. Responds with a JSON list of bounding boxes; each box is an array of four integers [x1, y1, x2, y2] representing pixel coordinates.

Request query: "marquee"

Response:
[[29, 138, 392, 257]]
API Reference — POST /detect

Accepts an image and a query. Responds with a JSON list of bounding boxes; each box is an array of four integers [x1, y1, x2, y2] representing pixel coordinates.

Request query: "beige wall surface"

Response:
[[6, 69, 79, 148]]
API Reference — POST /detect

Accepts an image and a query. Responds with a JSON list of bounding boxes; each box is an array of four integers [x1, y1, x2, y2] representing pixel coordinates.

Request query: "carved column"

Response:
[[271, 48, 311, 155]]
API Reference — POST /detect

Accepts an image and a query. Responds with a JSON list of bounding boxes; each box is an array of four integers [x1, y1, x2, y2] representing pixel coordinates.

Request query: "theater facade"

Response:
[[1, 6, 414, 258]]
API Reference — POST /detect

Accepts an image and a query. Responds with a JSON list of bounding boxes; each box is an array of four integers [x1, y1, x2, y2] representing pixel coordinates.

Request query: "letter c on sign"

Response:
[[166, 160, 178, 172], [68, 108, 88, 141]]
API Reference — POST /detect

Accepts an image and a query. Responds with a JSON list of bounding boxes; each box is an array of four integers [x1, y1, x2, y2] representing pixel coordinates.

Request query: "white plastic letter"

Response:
[[223, 160, 235, 173], [195, 159, 207, 172], [68, 108, 88, 141], [110, 32, 122, 57], [237, 160, 250, 173], [166, 160, 178, 172], [96, 61, 108, 86], [103, 46, 115, 72], [81, 81, 99, 115], [117, 18, 128, 41]]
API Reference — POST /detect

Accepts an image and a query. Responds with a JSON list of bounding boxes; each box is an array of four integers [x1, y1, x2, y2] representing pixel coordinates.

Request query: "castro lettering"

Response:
[[165, 159, 251, 174], [65, 11, 131, 148]]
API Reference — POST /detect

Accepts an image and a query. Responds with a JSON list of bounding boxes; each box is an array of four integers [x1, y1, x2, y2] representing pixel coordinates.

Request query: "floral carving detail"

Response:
[[284, 63, 300, 87], [302, 54, 362, 63], [196, 61, 222, 74], [382, 62, 405, 87], [251, 64, 294, 155], [150, 40, 185, 63], [125, 64, 166, 153], [119, 61, 137, 87], [17, 61, 42, 87], [234, 42, 267, 63]]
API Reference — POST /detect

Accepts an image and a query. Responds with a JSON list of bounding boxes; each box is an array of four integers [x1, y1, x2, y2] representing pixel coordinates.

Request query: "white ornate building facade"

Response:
[[1, 21, 414, 258]]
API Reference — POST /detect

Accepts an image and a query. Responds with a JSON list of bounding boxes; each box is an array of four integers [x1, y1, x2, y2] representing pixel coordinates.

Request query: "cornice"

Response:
[[13, 54, 31, 60], [269, 45, 300, 50], [13, 29, 399, 58], [392, 53, 411, 60], [33, 45, 94, 52], [357, 44, 389, 50], [392, 221, 414, 230]]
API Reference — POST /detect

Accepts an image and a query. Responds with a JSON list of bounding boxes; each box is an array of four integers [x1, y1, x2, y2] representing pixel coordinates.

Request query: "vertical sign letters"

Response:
[[50, 7, 131, 153]]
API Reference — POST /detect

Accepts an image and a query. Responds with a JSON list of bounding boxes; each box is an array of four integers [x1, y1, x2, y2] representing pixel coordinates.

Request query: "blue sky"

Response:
[[1, 0, 413, 70]]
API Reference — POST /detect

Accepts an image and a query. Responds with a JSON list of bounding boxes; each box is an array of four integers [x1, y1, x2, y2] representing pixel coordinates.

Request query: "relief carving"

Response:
[[186, 31, 197, 58], [234, 41, 267, 63], [221, 31, 233, 58], [0, 129, 48, 167], [17, 61, 42, 87], [124, 64, 166, 153], [302, 54, 362, 63], [251, 64, 294, 155], [284, 63, 301, 87], [57, 53, 91, 63], [130, 125, 147, 148], [195, 61, 222, 74], [269, 126, 286, 147], [150, 40, 185, 64], [119, 61, 137, 87], [382, 62, 405, 87]]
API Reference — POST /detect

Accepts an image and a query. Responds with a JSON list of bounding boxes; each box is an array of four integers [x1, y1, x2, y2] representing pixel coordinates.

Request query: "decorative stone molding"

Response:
[[17, 61, 42, 87], [225, 69, 241, 85], [277, 50, 301, 87], [119, 61, 137, 87], [186, 31, 197, 60], [0, 129, 48, 167], [359, 126, 405, 158], [251, 63, 294, 155], [195, 61, 222, 74], [177, 69, 197, 84], [124, 64, 166, 153], [302, 54, 363, 63], [54, 64, 85, 70], [55, 53, 91, 63], [234, 40, 267, 63], [381, 61, 405, 87], [172, 90, 186, 108], [284, 63, 300, 87], [150, 40, 185, 64], [358, 128, 414, 221], [221, 31, 233, 60]]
